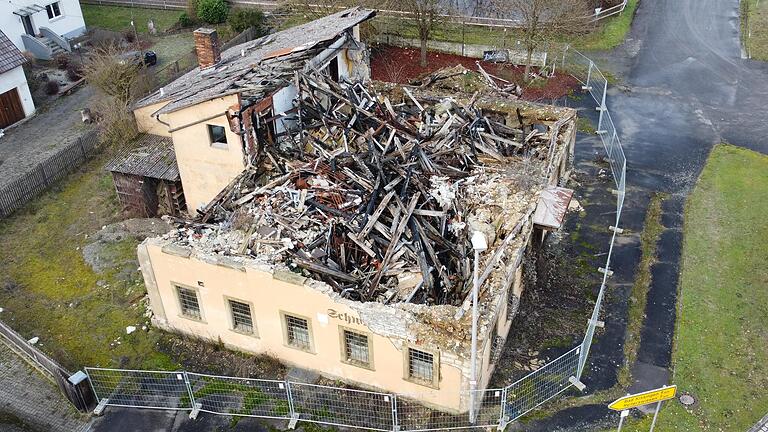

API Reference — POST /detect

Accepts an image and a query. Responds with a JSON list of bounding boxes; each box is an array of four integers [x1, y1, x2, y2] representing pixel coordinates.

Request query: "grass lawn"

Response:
[[0, 150, 176, 371], [81, 4, 182, 34], [575, 0, 640, 51], [743, 0, 768, 61], [604, 144, 768, 431]]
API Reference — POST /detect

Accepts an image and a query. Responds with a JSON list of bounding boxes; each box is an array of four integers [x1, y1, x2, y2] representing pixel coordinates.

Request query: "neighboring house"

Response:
[[1, 0, 86, 60], [0, 30, 35, 129]]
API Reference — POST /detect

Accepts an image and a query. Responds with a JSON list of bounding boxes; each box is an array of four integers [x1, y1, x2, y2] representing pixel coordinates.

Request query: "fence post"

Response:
[[497, 387, 508, 430], [37, 165, 48, 187], [285, 381, 299, 428], [585, 60, 593, 90], [78, 136, 87, 160], [183, 372, 196, 409], [391, 394, 399, 431]]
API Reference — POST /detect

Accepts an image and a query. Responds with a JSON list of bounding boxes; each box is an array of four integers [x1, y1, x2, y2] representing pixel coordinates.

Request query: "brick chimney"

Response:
[[194, 28, 221, 69]]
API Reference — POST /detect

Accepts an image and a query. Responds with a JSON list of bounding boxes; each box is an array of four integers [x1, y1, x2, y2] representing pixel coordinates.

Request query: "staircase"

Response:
[[40, 36, 66, 56]]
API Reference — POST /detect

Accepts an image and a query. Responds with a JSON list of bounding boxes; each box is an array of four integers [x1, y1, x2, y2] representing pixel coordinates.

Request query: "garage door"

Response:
[[0, 88, 25, 128]]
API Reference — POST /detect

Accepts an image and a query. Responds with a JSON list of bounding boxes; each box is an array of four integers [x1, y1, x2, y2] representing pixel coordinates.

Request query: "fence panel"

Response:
[[0, 130, 100, 218], [502, 346, 580, 425], [186, 373, 290, 419], [398, 389, 503, 431], [288, 382, 394, 431], [85, 368, 193, 410]]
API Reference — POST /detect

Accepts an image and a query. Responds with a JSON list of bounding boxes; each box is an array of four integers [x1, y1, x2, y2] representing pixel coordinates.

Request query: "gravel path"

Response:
[[0, 85, 95, 189], [0, 340, 91, 432]]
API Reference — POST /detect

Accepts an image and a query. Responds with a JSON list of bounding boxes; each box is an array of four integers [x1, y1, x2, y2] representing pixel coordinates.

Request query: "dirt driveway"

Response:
[[0, 85, 96, 189]]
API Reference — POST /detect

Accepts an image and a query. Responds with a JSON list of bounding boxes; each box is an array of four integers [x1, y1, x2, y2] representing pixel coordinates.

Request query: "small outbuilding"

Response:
[[106, 134, 186, 217]]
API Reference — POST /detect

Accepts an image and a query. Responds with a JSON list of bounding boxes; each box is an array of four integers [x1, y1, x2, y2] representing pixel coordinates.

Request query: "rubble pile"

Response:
[[171, 71, 571, 306]]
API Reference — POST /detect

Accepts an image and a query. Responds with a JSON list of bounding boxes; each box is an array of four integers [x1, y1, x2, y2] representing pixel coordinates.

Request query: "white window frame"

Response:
[[46, 2, 63, 20]]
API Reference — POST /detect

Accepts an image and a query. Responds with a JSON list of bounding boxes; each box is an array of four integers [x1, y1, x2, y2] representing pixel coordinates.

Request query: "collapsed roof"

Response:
[[135, 7, 376, 115], [160, 68, 576, 308]]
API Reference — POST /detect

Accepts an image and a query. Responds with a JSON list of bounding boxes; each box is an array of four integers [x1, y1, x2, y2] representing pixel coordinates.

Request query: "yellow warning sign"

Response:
[[608, 386, 677, 411]]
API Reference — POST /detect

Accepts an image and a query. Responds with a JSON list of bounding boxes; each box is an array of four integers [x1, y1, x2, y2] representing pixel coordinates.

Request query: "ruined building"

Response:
[[127, 8, 577, 413]]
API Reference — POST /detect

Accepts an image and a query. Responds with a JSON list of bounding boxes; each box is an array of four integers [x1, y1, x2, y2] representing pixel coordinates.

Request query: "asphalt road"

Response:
[[520, 0, 768, 430]]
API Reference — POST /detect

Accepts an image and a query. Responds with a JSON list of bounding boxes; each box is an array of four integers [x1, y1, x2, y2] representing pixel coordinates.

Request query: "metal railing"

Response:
[[83, 47, 625, 431]]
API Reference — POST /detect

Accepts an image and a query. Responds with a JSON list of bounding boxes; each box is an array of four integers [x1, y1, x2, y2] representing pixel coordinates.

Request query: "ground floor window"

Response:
[[176, 286, 201, 320], [228, 299, 255, 335], [342, 329, 371, 368], [284, 313, 312, 351], [406, 347, 438, 387]]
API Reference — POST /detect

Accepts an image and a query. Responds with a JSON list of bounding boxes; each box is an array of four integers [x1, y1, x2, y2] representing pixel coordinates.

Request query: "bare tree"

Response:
[[387, 0, 443, 67], [83, 47, 144, 106], [82, 47, 145, 147], [498, 0, 589, 79]]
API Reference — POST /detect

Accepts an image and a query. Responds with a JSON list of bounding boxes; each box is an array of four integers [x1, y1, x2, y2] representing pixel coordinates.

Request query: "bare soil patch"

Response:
[[370, 45, 579, 101]]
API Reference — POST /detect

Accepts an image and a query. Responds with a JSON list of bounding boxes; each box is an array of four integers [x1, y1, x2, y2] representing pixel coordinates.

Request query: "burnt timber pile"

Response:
[[168, 69, 576, 307]]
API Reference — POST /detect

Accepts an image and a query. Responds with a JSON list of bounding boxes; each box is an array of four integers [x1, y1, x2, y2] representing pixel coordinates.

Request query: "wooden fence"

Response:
[[0, 130, 100, 218], [0, 319, 95, 412]]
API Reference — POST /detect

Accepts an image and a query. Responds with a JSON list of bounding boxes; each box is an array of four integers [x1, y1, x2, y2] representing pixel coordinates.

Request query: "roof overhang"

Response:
[[13, 4, 46, 17]]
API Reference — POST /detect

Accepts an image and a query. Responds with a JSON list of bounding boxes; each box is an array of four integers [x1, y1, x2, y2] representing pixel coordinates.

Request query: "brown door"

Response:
[[0, 88, 25, 128]]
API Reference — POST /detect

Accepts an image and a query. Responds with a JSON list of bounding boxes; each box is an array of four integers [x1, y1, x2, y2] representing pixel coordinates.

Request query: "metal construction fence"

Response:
[[562, 46, 627, 379], [0, 130, 100, 218], [83, 47, 625, 431]]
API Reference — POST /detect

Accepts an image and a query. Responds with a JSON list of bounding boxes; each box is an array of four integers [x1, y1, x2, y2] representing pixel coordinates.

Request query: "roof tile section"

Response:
[[532, 186, 574, 230], [105, 134, 180, 181], [135, 7, 375, 115], [0, 30, 27, 75]]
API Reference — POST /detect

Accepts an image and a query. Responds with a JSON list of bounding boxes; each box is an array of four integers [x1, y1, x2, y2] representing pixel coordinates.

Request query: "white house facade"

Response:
[[0, 30, 35, 128], [1, 0, 86, 60]]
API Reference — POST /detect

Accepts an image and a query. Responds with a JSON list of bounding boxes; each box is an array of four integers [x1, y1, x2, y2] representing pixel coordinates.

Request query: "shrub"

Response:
[[54, 53, 71, 70], [179, 12, 194, 27], [44, 80, 60, 95], [66, 64, 82, 81], [89, 29, 123, 49], [123, 28, 137, 43], [228, 8, 265, 34], [196, 0, 228, 24]]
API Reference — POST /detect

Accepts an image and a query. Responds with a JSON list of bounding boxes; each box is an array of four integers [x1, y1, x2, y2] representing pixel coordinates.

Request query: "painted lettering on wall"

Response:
[[327, 309, 363, 326]]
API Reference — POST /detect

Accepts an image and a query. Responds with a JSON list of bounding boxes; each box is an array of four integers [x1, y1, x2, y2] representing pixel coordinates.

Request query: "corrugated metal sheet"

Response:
[[532, 186, 574, 230], [105, 135, 180, 181]]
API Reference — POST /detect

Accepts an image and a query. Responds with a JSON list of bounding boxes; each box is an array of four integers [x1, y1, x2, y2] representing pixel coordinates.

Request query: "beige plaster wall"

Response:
[[164, 95, 245, 213], [142, 242, 468, 412], [134, 101, 172, 137]]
